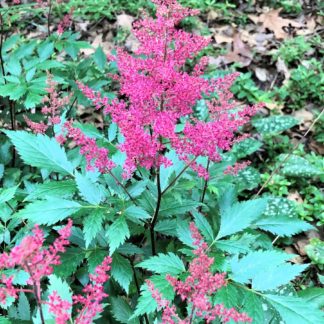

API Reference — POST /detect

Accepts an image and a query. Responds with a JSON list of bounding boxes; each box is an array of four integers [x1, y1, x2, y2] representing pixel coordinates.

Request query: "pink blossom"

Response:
[[24, 74, 71, 134], [78, 0, 259, 178], [0, 219, 72, 304], [224, 161, 251, 176], [57, 8, 74, 35], [148, 223, 252, 323], [63, 121, 115, 173], [73, 256, 112, 324], [47, 291, 72, 324]]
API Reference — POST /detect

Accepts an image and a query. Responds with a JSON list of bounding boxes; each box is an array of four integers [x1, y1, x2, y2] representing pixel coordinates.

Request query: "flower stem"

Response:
[[150, 168, 162, 255]]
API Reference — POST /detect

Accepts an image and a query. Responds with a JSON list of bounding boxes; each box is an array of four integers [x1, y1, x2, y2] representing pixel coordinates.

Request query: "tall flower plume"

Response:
[[147, 223, 252, 323], [77, 0, 259, 178]]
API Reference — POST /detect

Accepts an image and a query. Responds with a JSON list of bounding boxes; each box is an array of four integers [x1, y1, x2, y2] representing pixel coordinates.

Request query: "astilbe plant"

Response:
[[72, 0, 260, 179], [0, 220, 112, 324], [147, 223, 252, 323]]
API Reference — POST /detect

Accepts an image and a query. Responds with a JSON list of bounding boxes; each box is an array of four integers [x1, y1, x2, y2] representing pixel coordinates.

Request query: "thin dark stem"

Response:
[[130, 259, 150, 324], [161, 157, 197, 196], [47, 0, 52, 37], [108, 170, 136, 204], [198, 159, 210, 212], [66, 96, 77, 118], [150, 168, 162, 255]]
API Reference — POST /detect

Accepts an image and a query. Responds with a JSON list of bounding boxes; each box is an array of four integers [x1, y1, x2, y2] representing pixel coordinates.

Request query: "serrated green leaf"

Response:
[[213, 284, 239, 308], [297, 288, 324, 309], [83, 209, 104, 247], [216, 233, 256, 254], [54, 247, 85, 277], [254, 216, 314, 237], [192, 211, 214, 243], [3, 131, 74, 175], [230, 251, 293, 284], [75, 172, 104, 205], [264, 294, 324, 324], [111, 253, 133, 293], [24, 180, 76, 201], [137, 252, 185, 275], [253, 115, 298, 134], [15, 198, 81, 225], [111, 297, 139, 324], [17, 293, 30, 321], [240, 290, 265, 324], [159, 199, 201, 217], [0, 186, 18, 205], [252, 263, 308, 291], [37, 42, 54, 61], [124, 206, 151, 223], [107, 216, 130, 255], [87, 250, 108, 273], [216, 198, 268, 239], [155, 219, 177, 236]]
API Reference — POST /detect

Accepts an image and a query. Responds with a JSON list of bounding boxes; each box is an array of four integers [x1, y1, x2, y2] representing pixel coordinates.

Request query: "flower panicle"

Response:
[[148, 223, 252, 323]]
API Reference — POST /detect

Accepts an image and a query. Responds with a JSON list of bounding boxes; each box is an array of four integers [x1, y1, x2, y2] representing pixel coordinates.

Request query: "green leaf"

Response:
[[159, 198, 201, 217], [24, 180, 76, 201], [15, 198, 81, 225], [94, 46, 107, 70], [255, 216, 314, 237], [37, 42, 54, 61], [87, 250, 108, 273], [6, 59, 22, 76], [297, 288, 324, 309], [264, 294, 324, 324], [137, 253, 185, 275], [280, 155, 322, 178], [253, 115, 299, 134], [230, 251, 293, 284], [111, 297, 139, 324], [75, 172, 104, 205], [54, 247, 85, 277], [252, 263, 308, 291], [107, 216, 130, 255], [0, 186, 18, 205], [83, 209, 104, 248], [213, 284, 239, 308], [216, 233, 256, 254], [241, 290, 265, 324], [17, 293, 30, 321], [235, 167, 261, 191], [124, 206, 151, 223], [216, 198, 268, 239], [24, 92, 43, 109], [155, 219, 177, 236], [133, 275, 175, 317], [47, 275, 73, 304], [192, 211, 214, 243], [231, 138, 262, 159], [3, 131, 74, 175], [111, 253, 133, 293]]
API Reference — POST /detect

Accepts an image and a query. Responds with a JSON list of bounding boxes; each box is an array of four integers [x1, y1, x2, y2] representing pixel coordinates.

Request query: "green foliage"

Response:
[[252, 115, 299, 134], [3, 131, 74, 175]]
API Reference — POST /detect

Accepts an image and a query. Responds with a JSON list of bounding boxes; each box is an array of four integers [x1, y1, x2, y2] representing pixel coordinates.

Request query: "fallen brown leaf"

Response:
[[249, 9, 302, 39]]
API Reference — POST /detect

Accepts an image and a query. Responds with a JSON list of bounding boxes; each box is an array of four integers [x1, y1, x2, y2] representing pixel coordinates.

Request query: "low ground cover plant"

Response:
[[0, 0, 323, 323]]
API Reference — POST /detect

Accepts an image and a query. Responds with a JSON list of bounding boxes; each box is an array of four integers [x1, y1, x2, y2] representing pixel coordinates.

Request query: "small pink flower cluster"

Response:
[[48, 256, 112, 324], [0, 220, 112, 324], [25, 74, 71, 134], [57, 8, 74, 35], [62, 121, 115, 173], [78, 0, 260, 178], [224, 161, 251, 176], [147, 223, 252, 323], [0, 219, 72, 303]]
